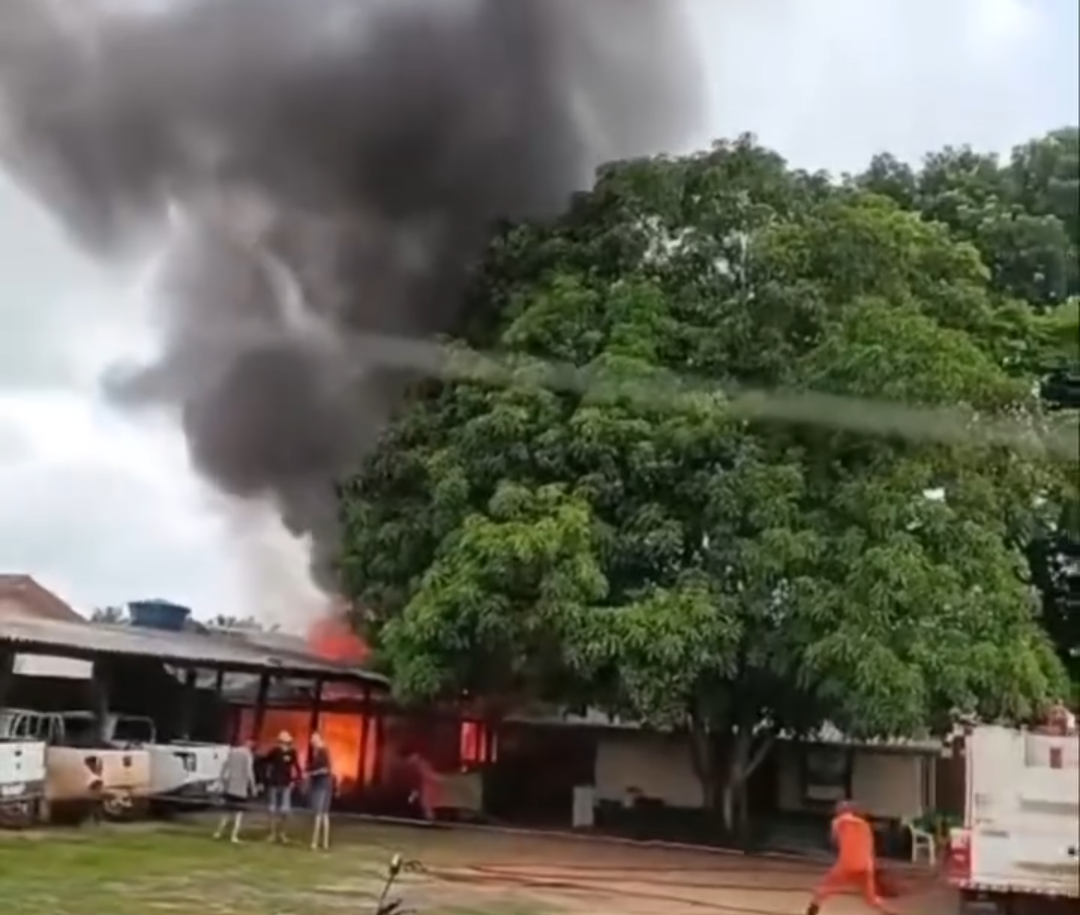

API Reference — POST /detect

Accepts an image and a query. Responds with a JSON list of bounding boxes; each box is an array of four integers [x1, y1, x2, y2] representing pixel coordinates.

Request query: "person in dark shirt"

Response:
[[262, 731, 301, 843], [306, 731, 333, 851]]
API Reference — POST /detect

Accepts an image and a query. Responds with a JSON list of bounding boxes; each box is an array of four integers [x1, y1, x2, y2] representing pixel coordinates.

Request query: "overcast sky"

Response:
[[0, 0, 1077, 623]]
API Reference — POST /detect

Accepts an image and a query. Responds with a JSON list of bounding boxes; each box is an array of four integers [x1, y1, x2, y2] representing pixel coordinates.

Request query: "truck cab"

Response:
[[2, 708, 156, 746]]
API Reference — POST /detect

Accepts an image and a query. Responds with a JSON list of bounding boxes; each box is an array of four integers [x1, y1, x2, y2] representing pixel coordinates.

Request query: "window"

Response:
[[59, 715, 99, 747], [0, 711, 20, 739], [112, 716, 155, 745], [801, 745, 853, 807], [1, 712, 48, 741], [459, 720, 498, 771]]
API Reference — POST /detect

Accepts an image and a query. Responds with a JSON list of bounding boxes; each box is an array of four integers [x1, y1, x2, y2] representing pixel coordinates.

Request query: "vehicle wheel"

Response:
[[102, 797, 131, 820], [958, 889, 1006, 915], [0, 801, 22, 829], [13, 798, 45, 829]]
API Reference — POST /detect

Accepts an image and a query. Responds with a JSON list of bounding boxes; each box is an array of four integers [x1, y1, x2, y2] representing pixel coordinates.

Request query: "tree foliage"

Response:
[[90, 605, 128, 624], [857, 128, 1079, 307], [339, 133, 1074, 825], [857, 129, 1080, 682], [206, 614, 272, 631]]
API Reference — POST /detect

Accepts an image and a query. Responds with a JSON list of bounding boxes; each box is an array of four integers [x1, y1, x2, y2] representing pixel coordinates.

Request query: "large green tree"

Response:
[[857, 131, 1080, 684], [339, 135, 1070, 831]]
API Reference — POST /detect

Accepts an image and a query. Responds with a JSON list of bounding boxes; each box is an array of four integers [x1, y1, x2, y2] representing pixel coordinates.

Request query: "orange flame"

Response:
[[240, 608, 379, 788], [238, 606, 497, 796], [308, 614, 368, 662]]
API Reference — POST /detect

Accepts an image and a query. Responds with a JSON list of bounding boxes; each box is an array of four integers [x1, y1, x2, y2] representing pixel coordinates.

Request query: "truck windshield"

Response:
[[59, 715, 98, 747], [0, 710, 47, 740], [112, 717, 155, 744]]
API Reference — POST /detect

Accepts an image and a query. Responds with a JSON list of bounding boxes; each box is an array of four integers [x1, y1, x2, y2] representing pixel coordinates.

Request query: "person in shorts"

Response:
[[263, 731, 301, 843], [306, 731, 333, 851], [213, 738, 258, 843]]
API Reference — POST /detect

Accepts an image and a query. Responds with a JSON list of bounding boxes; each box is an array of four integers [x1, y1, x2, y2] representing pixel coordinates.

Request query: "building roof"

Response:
[[0, 614, 389, 686], [0, 575, 85, 623], [507, 708, 943, 752]]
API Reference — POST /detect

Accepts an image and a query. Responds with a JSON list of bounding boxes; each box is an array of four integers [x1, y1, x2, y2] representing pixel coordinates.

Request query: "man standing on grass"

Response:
[[306, 731, 333, 851], [213, 738, 258, 843], [263, 731, 302, 844]]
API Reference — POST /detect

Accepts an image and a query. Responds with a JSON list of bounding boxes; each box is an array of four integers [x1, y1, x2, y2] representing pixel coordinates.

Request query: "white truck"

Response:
[[0, 709, 229, 821], [946, 723, 1078, 914], [74, 712, 229, 799], [0, 733, 47, 827]]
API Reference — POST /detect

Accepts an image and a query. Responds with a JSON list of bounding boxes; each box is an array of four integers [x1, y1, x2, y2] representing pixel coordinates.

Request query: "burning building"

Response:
[[228, 614, 497, 813]]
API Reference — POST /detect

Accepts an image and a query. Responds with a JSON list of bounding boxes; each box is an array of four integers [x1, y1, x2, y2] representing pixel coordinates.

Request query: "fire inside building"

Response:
[[1, 579, 497, 820], [228, 616, 498, 815]]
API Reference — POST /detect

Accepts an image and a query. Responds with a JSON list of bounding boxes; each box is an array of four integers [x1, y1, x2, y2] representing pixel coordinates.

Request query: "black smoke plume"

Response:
[[0, 0, 700, 590]]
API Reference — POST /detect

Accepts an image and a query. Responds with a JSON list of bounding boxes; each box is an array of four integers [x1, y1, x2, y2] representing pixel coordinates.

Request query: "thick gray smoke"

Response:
[[0, 0, 700, 589]]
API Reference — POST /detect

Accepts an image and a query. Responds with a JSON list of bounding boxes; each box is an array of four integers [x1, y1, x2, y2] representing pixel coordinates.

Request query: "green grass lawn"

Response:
[[0, 820, 545, 915]]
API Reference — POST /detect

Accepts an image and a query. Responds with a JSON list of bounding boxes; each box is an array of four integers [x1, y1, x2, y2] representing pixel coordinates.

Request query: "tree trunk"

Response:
[[688, 717, 718, 811], [689, 716, 776, 840], [720, 781, 736, 834], [718, 731, 748, 835], [719, 728, 776, 839]]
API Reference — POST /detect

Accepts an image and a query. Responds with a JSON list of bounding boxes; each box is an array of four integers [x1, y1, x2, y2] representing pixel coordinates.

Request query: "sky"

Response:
[[0, 0, 1077, 624]]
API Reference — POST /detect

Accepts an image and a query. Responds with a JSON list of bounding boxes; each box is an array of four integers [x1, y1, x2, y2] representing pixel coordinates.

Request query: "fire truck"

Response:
[[946, 720, 1078, 914]]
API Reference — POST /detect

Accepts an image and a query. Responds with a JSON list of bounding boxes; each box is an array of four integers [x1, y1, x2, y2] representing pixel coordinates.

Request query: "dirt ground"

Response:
[[0, 816, 954, 915], [355, 822, 953, 915]]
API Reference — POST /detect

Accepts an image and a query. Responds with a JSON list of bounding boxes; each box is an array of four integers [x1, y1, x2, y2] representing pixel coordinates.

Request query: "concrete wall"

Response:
[[591, 727, 936, 820], [775, 741, 935, 820], [594, 729, 703, 807]]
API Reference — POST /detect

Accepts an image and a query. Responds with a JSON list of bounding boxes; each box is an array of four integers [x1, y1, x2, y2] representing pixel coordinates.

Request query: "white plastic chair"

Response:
[[903, 818, 936, 866]]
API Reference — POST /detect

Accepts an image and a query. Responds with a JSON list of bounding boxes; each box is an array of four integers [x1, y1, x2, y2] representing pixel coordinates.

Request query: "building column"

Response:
[[0, 650, 14, 708]]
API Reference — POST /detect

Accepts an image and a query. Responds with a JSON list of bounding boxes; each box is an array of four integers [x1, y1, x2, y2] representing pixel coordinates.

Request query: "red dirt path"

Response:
[[369, 825, 952, 915]]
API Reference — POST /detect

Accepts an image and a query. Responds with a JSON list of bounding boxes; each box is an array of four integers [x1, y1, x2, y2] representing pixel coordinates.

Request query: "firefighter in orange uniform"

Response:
[[805, 800, 894, 915]]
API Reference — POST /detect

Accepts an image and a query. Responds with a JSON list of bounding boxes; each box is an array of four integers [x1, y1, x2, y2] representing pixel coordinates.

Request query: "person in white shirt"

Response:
[[213, 739, 259, 843]]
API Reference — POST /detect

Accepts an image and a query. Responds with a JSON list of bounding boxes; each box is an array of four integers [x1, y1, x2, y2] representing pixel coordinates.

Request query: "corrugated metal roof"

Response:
[[0, 574, 85, 622], [0, 614, 388, 686]]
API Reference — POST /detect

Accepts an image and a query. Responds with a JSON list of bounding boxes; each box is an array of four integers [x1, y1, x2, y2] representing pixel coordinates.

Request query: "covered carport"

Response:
[[0, 613, 389, 745]]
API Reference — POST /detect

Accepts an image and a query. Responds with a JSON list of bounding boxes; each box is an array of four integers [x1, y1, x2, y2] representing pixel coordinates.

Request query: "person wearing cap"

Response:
[[804, 800, 894, 915], [262, 731, 302, 843]]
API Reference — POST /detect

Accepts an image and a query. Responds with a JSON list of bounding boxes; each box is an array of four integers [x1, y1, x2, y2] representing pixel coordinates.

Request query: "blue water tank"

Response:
[[128, 600, 191, 632]]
